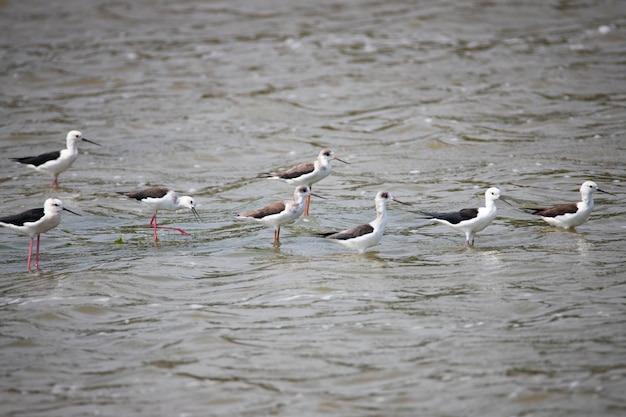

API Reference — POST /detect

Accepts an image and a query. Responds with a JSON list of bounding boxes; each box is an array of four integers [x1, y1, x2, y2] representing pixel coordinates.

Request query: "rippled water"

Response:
[[1, 0, 625, 416]]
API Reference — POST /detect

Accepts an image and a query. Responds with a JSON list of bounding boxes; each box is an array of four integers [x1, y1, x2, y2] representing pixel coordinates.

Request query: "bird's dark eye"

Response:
[[381, 192, 389, 198]]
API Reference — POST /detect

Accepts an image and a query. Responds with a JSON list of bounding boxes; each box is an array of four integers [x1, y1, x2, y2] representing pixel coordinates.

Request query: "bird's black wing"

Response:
[[318, 224, 374, 240], [11, 151, 61, 167], [0, 208, 45, 226], [263, 162, 315, 180], [238, 201, 287, 219], [119, 187, 170, 200], [420, 208, 479, 225]]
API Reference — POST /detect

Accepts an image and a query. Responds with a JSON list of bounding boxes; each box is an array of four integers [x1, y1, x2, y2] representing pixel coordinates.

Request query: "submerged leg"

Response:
[[149, 213, 159, 246], [273, 227, 281, 244], [35, 234, 41, 270], [465, 232, 475, 246], [27, 237, 35, 273]]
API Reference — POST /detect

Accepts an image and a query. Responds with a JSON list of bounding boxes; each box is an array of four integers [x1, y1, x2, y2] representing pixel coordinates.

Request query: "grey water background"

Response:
[[1, 0, 625, 416]]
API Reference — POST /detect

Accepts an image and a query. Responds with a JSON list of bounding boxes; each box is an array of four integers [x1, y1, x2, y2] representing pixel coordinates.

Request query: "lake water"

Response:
[[1, 0, 625, 416]]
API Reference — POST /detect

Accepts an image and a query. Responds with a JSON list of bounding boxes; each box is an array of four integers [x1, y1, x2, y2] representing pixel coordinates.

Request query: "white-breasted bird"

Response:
[[526, 180, 615, 229], [118, 187, 201, 247], [318, 191, 409, 253], [0, 198, 80, 273], [236, 185, 324, 244], [261, 149, 347, 215], [11, 130, 100, 186], [420, 187, 510, 246]]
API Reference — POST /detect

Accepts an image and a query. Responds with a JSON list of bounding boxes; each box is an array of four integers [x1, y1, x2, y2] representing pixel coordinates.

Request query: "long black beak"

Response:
[[311, 192, 326, 200], [82, 138, 101, 146], [598, 188, 616, 196], [63, 207, 81, 216], [392, 198, 411, 206], [333, 156, 349, 164], [499, 197, 513, 206], [191, 207, 203, 222]]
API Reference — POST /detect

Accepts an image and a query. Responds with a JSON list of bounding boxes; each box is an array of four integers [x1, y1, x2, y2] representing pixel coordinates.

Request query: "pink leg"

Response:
[[52, 177, 58, 187], [303, 193, 312, 216], [149, 212, 189, 247], [35, 234, 41, 271], [273, 227, 281, 244], [149, 213, 159, 247], [154, 225, 190, 236], [27, 237, 35, 273]]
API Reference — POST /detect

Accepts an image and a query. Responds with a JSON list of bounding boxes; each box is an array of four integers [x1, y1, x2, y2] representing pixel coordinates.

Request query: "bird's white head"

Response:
[[178, 196, 202, 222], [485, 187, 502, 201], [319, 148, 348, 165], [485, 187, 512, 207], [579, 180, 616, 199], [376, 190, 409, 206], [580, 181, 599, 195], [65, 130, 100, 148], [319, 149, 334, 162], [42, 198, 80, 216], [376, 190, 393, 203], [294, 185, 325, 202], [178, 196, 196, 210], [66, 130, 84, 147], [295, 185, 312, 198], [44, 198, 65, 214]]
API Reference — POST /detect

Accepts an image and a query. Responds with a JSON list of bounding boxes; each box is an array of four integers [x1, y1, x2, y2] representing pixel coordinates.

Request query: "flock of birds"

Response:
[[1, 130, 617, 273]]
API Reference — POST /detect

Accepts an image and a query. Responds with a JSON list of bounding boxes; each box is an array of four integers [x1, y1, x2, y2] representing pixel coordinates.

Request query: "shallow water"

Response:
[[1, 0, 625, 416]]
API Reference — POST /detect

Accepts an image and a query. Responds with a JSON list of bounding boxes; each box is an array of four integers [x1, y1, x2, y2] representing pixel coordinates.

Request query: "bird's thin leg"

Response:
[[303, 188, 312, 216], [149, 212, 190, 238], [27, 237, 35, 273], [154, 225, 190, 236], [149, 213, 159, 246], [273, 227, 281, 244], [35, 234, 41, 270]]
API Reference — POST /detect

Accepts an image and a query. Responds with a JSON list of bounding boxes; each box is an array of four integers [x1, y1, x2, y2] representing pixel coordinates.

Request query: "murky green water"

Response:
[[1, 0, 625, 416]]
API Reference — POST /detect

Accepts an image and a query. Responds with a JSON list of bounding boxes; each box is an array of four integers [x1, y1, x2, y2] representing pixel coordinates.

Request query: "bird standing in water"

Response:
[[236, 185, 323, 244], [527, 180, 615, 229], [419, 187, 510, 246], [262, 149, 348, 215], [318, 191, 409, 253], [10, 130, 100, 186], [118, 187, 202, 247], [0, 198, 80, 273]]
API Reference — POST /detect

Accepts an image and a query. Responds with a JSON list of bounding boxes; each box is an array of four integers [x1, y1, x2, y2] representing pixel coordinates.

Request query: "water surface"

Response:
[[1, 1, 625, 416]]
